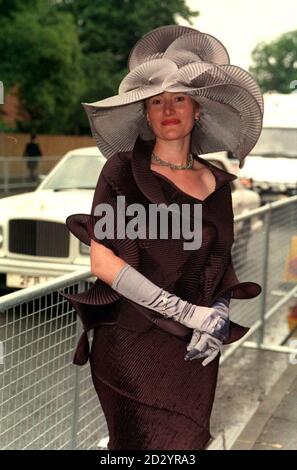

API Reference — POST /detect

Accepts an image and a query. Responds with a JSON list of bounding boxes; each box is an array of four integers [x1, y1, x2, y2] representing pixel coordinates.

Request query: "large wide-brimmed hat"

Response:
[[82, 25, 263, 168]]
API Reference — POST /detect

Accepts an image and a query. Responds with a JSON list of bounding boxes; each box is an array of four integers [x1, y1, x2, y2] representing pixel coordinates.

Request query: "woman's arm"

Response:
[[91, 239, 231, 309], [90, 239, 229, 338], [90, 239, 127, 285]]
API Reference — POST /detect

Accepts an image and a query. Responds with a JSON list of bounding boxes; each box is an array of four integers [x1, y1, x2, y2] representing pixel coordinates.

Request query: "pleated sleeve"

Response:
[[215, 254, 262, 300], [58, 156, 140, 365]]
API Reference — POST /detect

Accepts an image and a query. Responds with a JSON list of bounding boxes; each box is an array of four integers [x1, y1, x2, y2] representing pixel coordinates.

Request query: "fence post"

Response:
[[70, 322, 82, 450], [3, 158, 9, 194], [257, 206, 272, 346]]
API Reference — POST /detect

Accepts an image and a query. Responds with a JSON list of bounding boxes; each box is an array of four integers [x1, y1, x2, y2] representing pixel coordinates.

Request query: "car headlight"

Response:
[[80, 242, 90, 255]]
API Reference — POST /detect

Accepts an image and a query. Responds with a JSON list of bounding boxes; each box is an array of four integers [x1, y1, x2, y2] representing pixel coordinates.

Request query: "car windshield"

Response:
[[250, 128, 297, 157], [42, 154, 106, 190]]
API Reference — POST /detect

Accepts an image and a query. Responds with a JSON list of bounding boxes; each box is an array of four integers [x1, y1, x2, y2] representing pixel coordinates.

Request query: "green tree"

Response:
[[56, 0, 199, 133], [0, 0, 41, 18], [0, 1, 84, 134], [0, 0, 198, 135], [249, 30, 297, 93]]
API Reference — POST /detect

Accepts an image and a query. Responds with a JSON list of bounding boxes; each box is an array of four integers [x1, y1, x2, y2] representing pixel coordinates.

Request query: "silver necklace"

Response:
[[151, 151, 194, 170]]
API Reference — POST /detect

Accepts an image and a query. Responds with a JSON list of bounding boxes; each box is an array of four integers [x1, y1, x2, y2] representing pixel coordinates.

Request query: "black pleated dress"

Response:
[[60, 137, 261, 450]]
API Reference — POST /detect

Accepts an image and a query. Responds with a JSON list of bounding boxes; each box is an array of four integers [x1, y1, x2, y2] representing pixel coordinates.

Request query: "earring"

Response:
[[194, 115, 200, 128]]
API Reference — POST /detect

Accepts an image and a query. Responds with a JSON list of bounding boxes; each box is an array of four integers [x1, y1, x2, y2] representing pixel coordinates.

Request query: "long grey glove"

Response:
[[184, 295, 231, 365], [111, 263, 228, 337]]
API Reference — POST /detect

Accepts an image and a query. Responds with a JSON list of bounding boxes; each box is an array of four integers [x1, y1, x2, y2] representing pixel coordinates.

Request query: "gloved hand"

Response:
[[111, 264, 229, 335], [184, 294, 231, 366], [184, 330, 222, 366]]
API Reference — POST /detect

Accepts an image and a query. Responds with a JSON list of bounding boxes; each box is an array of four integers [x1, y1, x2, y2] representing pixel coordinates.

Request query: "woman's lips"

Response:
[[161, 119, 181, 125]]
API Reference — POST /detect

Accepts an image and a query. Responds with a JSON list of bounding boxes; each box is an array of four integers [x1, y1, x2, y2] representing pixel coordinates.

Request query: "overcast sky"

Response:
[[181, 0, 297, 70]]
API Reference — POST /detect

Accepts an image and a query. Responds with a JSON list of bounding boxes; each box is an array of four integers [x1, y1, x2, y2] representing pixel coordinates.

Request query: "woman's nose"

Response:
[[163, 100, 175, 114]]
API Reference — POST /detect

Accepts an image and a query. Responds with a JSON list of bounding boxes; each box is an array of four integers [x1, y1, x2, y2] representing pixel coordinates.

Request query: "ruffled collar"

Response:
[[130, 137, 237, 205]]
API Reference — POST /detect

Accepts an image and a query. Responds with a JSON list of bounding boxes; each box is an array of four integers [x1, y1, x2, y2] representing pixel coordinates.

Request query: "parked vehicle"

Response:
[[0, 147, 261, 290], [207, 152, 261, 261], [238, 92, 297, 203]]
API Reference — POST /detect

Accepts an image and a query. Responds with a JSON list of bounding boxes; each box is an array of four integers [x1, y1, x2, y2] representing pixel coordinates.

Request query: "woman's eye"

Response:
[[152, 99, 161, 105], [176, 96, 185, 102]]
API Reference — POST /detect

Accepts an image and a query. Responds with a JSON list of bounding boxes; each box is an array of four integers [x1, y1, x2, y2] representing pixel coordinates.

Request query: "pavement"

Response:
[[231, 364, 297, 450], [207, 304, 297, 451]]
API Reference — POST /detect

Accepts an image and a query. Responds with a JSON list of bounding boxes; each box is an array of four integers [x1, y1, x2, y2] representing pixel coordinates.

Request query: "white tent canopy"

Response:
[[262, 91, 297, 128], [248, 92, 297, 157]]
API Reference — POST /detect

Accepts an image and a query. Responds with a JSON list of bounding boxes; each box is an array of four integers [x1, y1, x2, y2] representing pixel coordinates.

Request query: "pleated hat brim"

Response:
[[82, 26, 263, 168], [127, 24, 231, 69]]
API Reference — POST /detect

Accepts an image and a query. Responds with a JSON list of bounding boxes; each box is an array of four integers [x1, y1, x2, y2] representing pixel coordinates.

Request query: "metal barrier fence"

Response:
[[0, 156, 60, 194], [0, 195, 297, 449], [221, 195, 297, 362], [0, 270, 105, 450]]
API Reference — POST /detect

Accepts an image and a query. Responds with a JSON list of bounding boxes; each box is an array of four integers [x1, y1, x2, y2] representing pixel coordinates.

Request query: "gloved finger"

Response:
[[202, 348, 219, 366], [187, 338, 207, 354], [186, 338, 197, 352], [184, 349, 200, 360], [184, 349, 208, 361], [186, 331, 201, 351], [188, 332, 210, 350], [187, 337, 203, 352]]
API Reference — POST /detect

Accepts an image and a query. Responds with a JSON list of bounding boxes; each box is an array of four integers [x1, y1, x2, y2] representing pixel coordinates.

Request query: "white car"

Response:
[[206, 152, 260, 220], [239, 153, 297, 201], [238, 93, 297, 203], [0, 147, 261, 290]]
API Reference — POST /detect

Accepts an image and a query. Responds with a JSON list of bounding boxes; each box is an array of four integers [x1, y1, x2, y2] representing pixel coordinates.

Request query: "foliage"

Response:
[[56, 0, 199, 133], [0, 0, 198, 134], [0, 1, 85, 133], [249, 30, 297, 93]]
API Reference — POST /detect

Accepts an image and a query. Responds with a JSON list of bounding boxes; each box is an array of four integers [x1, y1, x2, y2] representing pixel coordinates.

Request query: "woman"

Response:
[[60, 25, 263, 450]]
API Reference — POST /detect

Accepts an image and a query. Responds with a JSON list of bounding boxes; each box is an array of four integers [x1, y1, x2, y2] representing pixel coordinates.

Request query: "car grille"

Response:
[[9, 220, 69, 257]]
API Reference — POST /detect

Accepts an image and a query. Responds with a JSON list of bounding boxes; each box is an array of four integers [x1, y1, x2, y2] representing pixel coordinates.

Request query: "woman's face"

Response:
[[145, 92, 199, 141]]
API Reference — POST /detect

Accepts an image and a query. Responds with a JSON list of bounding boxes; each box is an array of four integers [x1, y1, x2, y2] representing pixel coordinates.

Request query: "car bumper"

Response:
[[0, 257, 88, 277], [0, 257, 89, 289]]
